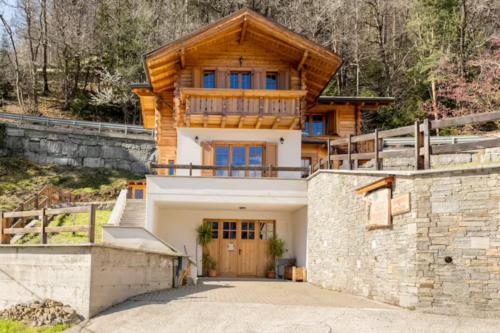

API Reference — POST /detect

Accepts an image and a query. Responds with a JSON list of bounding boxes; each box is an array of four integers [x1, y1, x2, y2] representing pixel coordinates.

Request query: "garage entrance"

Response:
[[204, 219, 275, 277]]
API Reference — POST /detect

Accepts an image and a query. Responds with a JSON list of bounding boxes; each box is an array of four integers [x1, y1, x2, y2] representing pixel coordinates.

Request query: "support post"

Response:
[[327, 138, 331, 169], [189, 163, 193, 176], [422, 118, 431, 169], [414, 120, 424, 170], [347, 134, 352, 170], [41, 208, 47, 244], [88, 204, 96, 244], [374, 129, 380, 170], [0, 211, 8, 244]]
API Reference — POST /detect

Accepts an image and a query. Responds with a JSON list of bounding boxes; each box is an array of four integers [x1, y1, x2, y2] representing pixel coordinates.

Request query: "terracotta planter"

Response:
[[208, 269, 217, 277], [266, 271, 276, 279]]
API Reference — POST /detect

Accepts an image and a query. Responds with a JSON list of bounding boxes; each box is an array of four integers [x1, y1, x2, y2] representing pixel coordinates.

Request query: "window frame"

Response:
[[203, 70, 216, 88], [303, 114, 326, 136], [229, 71, 252, 89], [213, 142, 266, 177]]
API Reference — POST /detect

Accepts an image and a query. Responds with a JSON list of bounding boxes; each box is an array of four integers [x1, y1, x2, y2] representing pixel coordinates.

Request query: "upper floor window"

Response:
[[214, 144, 264, 177], [266, 72, 278, 90], [303, 115, 326, 136], [203, 71, 216, 88], [230, 72, 251, 89]]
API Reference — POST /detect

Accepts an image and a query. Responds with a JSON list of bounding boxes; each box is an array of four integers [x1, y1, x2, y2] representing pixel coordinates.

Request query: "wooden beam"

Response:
[[255, 117, 263, 129], [289, 118, 300, 130], [180, 48, 185, 69], [240, 17, 248, 43], [238, 116, 245, 128], [272, 117, 281, 129], [355, 177, 394, 195], [297, 50, 309, 71], [203, 115, 208, 128], [221, 116, 227, 128]]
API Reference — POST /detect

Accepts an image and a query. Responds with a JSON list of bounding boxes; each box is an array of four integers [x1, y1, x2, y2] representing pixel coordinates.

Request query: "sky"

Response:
[[1, 0, 16, 21]]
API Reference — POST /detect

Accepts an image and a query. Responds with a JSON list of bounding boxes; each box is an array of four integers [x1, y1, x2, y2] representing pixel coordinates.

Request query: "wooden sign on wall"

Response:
[[391, 193, 411, 216], [367, 188, 391, 226]]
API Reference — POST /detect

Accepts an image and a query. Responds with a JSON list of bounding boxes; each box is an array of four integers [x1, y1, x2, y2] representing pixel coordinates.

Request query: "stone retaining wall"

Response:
[[307, 166, 500, 318], [0, 122, 155, 175], [0, 244, 177, 318]]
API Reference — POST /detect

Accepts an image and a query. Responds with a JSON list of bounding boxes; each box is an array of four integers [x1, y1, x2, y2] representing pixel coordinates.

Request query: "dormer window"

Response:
[[203, 71, 216, 88], [230, 72, 252, 89], [266, 72, 278, 90]]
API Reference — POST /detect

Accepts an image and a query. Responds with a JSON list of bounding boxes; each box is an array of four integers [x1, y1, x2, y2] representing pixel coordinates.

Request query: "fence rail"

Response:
[[0, 111, 154, 138], [0, 204, 96, 244], [151, 163, 309, 177], [327, 111, 500, 171]]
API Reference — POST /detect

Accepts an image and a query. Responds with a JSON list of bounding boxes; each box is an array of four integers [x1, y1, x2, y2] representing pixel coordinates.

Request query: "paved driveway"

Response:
[[69, 278, 500, 333]]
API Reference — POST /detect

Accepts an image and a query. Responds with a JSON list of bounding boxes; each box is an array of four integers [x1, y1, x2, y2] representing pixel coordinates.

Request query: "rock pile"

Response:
[[0, 299, 81, 327]]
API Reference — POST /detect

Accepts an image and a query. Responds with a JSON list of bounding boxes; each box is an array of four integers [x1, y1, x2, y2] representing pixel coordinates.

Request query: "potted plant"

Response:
[[197, 223, 216, 276], [267, 235, 285, 279], [203, 254, 217, 277]]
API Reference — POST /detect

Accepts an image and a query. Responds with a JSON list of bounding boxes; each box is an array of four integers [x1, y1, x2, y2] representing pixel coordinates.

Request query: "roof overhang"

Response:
[[141, 8, 342, 104]]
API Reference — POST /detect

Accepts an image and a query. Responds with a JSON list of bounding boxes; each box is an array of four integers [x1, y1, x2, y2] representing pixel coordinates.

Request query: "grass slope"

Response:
[[0, 320, 67, 333], [0, 157, 140, 211], [18, 210, 111, 245]]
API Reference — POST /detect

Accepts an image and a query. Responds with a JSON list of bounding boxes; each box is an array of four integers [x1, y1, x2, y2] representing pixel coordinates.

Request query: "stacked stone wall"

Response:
[[307, 166, 500, 317], [0, 122, 155, 174]]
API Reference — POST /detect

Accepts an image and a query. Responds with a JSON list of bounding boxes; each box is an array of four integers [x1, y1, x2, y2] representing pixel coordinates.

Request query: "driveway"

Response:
[[69, 278, 500, 333]]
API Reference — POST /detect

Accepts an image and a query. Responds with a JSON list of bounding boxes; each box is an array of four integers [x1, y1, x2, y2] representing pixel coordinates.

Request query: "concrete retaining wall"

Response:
[[0, 122, 155, 175], [0, 244, 177, 318], [307, 166, 500, 318]]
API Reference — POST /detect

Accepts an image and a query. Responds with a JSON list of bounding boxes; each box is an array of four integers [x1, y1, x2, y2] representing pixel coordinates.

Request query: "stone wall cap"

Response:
[[308, 163, 500, 179], [0, 243, 184, 258]]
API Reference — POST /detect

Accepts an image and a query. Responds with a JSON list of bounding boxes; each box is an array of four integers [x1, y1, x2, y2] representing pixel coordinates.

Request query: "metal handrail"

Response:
[[0, 111, 154, 138]]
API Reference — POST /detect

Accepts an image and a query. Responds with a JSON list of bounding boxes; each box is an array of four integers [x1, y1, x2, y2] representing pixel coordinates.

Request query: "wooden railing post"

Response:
[[374, 129, 380, 170], [414, 120, 424, 170], [34, 193, 39, 209], [88, 204, 96, 244], [41, 208, 47, 244], [347, 134, 352, 170], [422, 118, 431, 169], [0, 211, 7, 244], [326, 138, 331, 169]]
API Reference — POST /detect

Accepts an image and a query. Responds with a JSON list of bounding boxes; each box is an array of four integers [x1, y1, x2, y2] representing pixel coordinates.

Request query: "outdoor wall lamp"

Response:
[[239, 56, 244, 66], [280, 137, 284, 144], [194, 136, 199, 143]]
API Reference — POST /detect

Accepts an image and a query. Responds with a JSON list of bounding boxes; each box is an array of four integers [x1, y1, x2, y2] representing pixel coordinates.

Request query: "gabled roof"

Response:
[[141, 8, 342, 104]]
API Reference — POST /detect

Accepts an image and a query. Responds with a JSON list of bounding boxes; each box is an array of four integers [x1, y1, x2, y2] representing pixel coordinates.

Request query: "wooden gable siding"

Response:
[[155, 94, 177, 174], [183, 38, 300, 90]]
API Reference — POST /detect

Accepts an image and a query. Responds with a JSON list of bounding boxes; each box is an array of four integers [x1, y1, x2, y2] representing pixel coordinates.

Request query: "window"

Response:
[[241, 221, 255, 239], [301, 157, 312, 178], [168, 160, 175, 176], [134, 189, 144, 199], [266, 72, 278, 90], [214, 143, 264, 177], [230, 72, 252, 89], [223, 221, 237, 239], [259, 222, 274, 240], [210, 221, 219, 239], [215, 146, 230, 176], [203, 71, 215, 88], [303, 115, 326, 136]]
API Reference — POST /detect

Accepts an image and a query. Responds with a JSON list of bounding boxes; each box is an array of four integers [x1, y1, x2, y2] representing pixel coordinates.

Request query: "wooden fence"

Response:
[[0, 204, 96, 245], [326, 111, 500, 171]]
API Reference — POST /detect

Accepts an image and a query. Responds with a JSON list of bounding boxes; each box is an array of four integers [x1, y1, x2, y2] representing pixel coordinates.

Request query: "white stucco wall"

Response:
[[291, 206, 308, 268], [176, 128, 302, 178], [152, 206, 296, 275]]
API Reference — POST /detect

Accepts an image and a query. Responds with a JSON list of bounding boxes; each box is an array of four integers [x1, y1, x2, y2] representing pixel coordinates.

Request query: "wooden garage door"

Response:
[[204, 219, 275, 277]]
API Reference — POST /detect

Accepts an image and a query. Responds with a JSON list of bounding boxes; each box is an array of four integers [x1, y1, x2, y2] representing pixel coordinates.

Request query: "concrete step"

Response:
[[118, 199, 146, 227]]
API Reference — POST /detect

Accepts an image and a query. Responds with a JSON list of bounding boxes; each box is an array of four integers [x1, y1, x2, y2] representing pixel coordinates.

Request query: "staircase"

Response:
[[119, 199, 146, 227]]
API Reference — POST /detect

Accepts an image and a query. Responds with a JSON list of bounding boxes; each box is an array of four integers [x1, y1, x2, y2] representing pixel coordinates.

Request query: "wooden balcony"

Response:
[[175, 88, 307, 129]]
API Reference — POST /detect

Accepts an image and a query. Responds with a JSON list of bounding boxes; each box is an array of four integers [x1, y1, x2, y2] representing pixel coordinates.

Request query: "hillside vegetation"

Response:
[[0, 1, 498, 130], [0, 157, 138, 211]]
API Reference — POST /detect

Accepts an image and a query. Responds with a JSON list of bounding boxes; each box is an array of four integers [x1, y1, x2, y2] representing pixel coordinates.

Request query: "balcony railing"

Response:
[[150, 163, 310, 177], [179, 88, 306, 117]]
